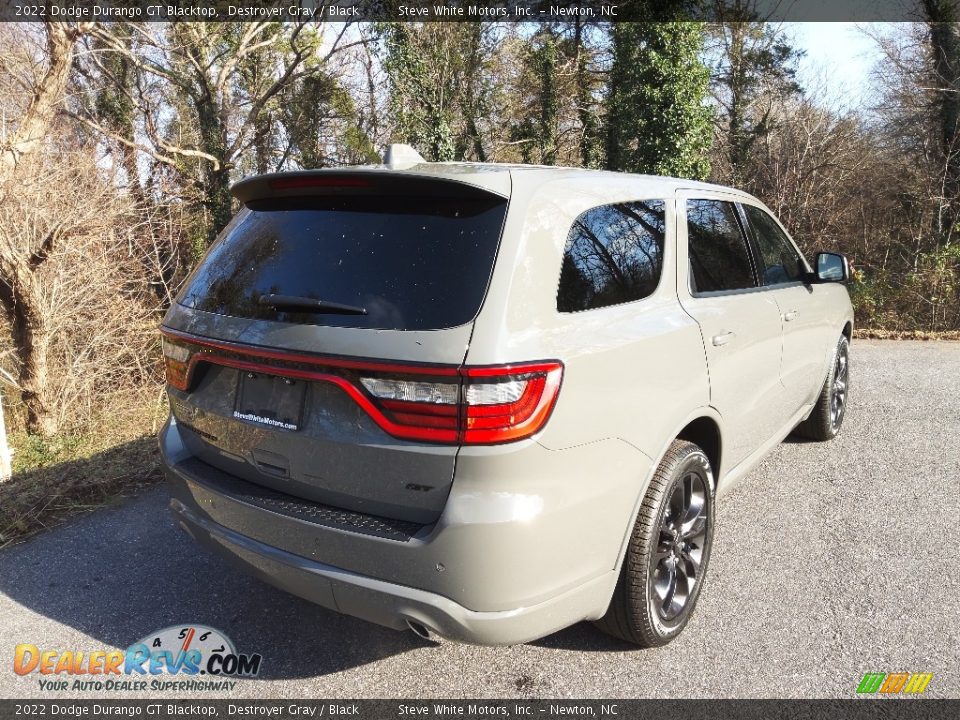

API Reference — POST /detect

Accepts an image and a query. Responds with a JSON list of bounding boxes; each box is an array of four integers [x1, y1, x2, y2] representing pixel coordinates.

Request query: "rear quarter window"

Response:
[[177, 195, 508, 331], [557, 200, 666, 312]]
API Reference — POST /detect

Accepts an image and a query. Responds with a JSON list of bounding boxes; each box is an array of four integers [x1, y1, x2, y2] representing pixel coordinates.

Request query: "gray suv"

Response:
[[159, 147, 853, 647]]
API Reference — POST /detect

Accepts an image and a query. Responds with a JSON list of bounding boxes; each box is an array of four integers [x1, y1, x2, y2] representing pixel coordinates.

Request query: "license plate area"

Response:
[[234, 371, 306, 431]]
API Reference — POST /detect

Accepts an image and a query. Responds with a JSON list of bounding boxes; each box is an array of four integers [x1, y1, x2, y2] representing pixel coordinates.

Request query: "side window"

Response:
[[742, 204, 807, 285], [557, 200, 666, 312], [686, 199, 756, 293]]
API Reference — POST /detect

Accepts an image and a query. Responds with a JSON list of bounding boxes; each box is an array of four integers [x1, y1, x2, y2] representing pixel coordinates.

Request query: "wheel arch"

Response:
[[608, 409, 724, 582], [675, 416, 722, 482]]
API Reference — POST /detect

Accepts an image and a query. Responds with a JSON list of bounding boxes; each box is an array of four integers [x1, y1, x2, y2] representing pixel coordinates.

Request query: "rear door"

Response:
[[676, 194, 787, 471], [162, 174, 510, 525]]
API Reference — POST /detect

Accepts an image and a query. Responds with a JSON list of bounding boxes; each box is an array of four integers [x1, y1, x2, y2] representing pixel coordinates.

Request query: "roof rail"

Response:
[[383, 144, 426, 170]]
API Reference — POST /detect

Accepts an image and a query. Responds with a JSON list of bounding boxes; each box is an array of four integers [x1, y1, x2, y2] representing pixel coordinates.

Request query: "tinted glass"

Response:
[[178, 195, 508, 331], [686, 199, 756, 293], [743, 204, 807, 285], [557, 200, 666, 312]]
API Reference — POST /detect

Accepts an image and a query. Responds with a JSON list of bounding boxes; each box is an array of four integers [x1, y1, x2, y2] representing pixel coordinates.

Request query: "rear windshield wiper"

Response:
[[258, 294, 368, 315]]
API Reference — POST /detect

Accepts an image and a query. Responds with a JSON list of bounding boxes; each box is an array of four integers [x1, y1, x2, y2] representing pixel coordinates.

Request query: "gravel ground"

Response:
[[0, 340, 957, 699]]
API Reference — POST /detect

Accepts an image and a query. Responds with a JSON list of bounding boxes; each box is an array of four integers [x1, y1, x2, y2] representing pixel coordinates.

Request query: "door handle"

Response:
[[783, 310, 799, 322], [712, 331, 735, 347]]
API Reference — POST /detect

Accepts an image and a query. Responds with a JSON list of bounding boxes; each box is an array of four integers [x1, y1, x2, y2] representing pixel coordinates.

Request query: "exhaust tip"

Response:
[[406, 620, 436, 642]]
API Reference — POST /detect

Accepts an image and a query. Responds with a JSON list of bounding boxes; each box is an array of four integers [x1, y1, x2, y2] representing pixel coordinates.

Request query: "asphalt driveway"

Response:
[[1, 340, 957, 699]]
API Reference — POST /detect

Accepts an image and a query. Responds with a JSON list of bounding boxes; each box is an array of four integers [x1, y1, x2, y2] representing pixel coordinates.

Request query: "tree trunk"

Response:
[[726, 24, 747, 183], [574, 19, 600, 169], [204, 166, 233, 249], [0, 272, 57, 437], [925, 9, 960, 197], [0, 23, 86, 176], [18, 316, 56, 438], [195, 98, 232, 249]]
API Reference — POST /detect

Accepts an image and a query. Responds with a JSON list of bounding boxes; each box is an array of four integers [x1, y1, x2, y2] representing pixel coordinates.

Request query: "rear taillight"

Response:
[[462, 363, 563, 443], [161, 337, 193, 391], [358, 362, 563, 444], [160, 329, 562, 445]]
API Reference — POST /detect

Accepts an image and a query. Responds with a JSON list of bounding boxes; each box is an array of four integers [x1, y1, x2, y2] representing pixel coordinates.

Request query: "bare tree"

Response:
[[74, 21, 362, 249], [0, 23, 164, 437], [0, 22, 93, 176]]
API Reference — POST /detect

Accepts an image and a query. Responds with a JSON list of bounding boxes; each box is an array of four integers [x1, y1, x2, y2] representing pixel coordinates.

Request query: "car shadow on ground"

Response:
[[529, 624, 639, 653], [0, 440, 625, 681], [780, 434, 818, 445]]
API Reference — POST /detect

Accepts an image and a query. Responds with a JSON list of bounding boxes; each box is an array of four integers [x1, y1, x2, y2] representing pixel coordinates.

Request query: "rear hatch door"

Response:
[[162, 171, 510, 525]]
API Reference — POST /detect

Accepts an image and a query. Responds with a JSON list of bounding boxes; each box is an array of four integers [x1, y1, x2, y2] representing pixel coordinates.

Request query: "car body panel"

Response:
[[674, 190, 790, 470], [465, 174, 709, 459], [162, 304, 469, 525]]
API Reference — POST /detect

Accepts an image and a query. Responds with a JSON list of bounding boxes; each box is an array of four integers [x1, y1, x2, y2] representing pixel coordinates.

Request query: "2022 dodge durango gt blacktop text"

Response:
[[159, 145, 853, 647]]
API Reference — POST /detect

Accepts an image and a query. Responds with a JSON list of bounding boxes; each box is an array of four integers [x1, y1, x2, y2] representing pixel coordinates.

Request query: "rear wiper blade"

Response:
[[258, 294, 368, 315]]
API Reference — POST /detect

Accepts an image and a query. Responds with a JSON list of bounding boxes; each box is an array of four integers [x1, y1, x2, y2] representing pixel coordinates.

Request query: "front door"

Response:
[[739, 202, 835, 410]]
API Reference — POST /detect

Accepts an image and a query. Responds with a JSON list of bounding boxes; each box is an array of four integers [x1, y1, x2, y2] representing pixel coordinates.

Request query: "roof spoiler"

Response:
[[230, 168, 507, 205]]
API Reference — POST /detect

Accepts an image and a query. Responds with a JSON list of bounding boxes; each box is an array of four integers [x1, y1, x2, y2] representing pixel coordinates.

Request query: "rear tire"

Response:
[[595, 440, 715, 647], [794, 334, 849, 441]]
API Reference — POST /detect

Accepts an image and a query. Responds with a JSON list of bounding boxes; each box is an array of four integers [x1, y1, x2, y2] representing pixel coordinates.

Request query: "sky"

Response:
[[785, 22, 886, 109]]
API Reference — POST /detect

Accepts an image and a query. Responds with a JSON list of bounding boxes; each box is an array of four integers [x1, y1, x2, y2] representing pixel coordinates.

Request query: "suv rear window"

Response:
[[177, 195, 508, 331]]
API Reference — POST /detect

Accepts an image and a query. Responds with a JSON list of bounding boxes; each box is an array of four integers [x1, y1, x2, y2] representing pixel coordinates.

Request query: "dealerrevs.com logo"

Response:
[[13, 624, 262, 692]]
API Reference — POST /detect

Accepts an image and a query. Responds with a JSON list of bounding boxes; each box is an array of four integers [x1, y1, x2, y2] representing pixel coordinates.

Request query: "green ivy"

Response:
[[605, 22, 713, 180]]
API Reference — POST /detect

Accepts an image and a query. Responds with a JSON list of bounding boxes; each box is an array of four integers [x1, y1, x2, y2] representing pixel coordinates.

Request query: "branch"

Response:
[[65, 111, 220, 172], [28, 225, 63, 269]]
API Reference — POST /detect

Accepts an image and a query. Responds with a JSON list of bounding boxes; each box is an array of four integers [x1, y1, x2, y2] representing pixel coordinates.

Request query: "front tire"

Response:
[[794, 334, 849, 441], [595, 440, 715, 647]]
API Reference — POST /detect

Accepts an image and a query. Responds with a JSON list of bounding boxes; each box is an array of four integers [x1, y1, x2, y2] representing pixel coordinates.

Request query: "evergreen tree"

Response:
[[605, 22, 713, 179], [922, 1, 960, 211]]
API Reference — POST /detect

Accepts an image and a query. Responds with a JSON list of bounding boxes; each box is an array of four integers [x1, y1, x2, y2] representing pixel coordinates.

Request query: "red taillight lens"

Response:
[[358, 362, 564, 445], [462, 363, 563, 444], [359, 377, 462, 443]]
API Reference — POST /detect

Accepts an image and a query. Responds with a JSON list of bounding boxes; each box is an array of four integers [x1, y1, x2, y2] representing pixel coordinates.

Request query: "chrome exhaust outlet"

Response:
[[406, 620, 438, 642]]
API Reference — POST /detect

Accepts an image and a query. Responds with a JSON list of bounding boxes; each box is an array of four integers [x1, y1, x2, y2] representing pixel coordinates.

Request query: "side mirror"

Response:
[[813, 252, 849, 283]]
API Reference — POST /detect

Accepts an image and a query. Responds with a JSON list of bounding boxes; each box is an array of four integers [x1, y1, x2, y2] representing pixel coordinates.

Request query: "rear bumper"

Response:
[[160, 417, 650, 645], [170, 496, 614, 645]]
